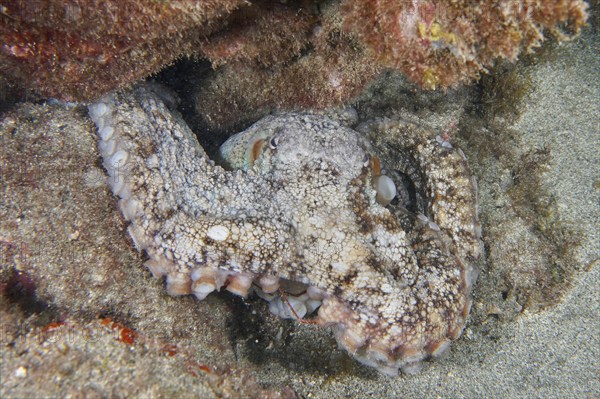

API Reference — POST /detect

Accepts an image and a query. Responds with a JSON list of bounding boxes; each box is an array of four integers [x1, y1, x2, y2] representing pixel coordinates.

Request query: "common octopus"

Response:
[[87, 84, 482, 375]]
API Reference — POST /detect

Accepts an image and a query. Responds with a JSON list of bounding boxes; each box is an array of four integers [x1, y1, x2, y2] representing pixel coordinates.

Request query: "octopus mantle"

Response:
[[88, 85, 482, 375]]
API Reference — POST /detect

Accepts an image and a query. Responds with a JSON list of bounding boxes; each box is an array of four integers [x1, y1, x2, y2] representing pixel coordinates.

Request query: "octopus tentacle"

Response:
[[89, 85, 295, 295]]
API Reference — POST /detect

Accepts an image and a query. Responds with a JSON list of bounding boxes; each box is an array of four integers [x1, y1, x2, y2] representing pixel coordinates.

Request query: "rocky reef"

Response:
[[0, 1, 598, 398], [1, 0, 588, 116], [0, 0, 247, 101]]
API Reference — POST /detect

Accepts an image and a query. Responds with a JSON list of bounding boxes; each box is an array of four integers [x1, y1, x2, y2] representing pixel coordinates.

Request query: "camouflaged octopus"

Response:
[[87, 84, 483, 375]]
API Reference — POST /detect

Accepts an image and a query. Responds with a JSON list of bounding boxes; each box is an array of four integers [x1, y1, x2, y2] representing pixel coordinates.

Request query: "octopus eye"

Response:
[[269, 135, 279, 150]]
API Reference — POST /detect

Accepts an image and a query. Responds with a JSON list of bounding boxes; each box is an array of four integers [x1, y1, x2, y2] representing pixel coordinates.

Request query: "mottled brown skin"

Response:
[[89, 85, 482, 375]]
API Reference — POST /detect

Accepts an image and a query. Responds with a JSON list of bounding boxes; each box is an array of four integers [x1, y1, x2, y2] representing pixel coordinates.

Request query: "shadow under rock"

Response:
[[222, 292, 380, 379]]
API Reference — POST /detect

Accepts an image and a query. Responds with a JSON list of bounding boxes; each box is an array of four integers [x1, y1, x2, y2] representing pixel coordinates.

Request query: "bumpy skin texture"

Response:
[[88, 85, 482, 375]]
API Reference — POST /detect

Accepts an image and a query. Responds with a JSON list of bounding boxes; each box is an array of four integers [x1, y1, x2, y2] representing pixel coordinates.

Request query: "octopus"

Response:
[[87, 84, 483, 375]]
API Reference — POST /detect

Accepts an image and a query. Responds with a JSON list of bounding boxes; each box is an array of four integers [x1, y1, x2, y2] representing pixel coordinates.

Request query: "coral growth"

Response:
[[0, 0, 589, 114], [200, 2, 318, 68], [196, 0, 588, 130], [343, 0, 589, 89], [0, 0, 246, 101], [196, 1, 381, 131]]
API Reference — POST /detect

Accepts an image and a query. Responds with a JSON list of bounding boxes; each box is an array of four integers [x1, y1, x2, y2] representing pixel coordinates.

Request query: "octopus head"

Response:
[[220, 113, 396, 205]]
